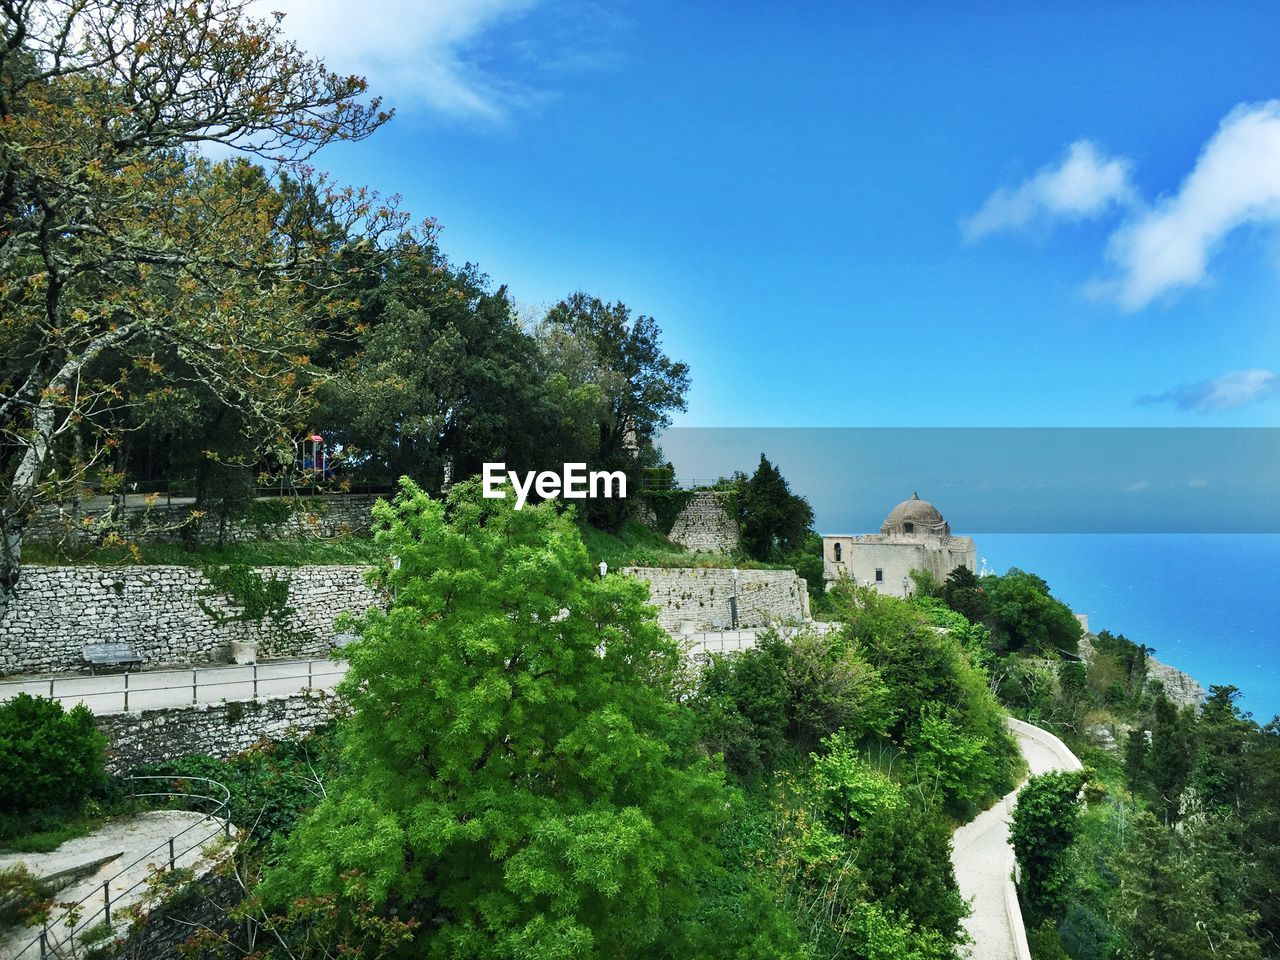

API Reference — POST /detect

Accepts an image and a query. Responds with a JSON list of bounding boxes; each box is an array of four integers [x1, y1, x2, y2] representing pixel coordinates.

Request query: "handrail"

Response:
[[16, 775, 233, 959], [0, 659, 347, 715]]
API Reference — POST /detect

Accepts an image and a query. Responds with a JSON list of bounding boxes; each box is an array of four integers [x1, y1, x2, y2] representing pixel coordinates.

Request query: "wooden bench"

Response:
[[82, 642, 143, 674]]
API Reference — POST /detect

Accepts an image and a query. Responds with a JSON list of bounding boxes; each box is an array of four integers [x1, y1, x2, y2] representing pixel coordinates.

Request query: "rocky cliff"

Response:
[[1079, 633, 1205, 710]]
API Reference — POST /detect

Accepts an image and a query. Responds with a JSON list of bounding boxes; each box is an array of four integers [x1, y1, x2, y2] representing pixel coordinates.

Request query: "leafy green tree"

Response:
[[780, 627, 890, 751], [693, 637, 790, 779], [854, 797, 968, 947], [941, 564, 989, 624], [540, 293, 690, 465], [1112, 813, 1262, 960], [808, 732, 968, 951], [1192, 685, 1254, 816], [320, 250, 566, 489], [737, 454, 815, 561], [1145, 692, 1195, 824], [265, 480, 736, 958], [1010, 769, 1088, 923], [981, 568, 1082, 654], [838, 587, 1020, 812], [910, 703, 994, 810], [0, 0, 402, 610]]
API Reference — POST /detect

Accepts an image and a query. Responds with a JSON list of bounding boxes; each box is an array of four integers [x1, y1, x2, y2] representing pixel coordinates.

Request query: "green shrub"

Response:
[[0, 865, 51, 928], [1028, 920, 1071, 960], [1010, 770, 1088, 923], [0, 695, 107, 829]]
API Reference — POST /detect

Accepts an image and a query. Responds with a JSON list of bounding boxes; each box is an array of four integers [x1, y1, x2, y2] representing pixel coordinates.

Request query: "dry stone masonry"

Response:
[[667, 492, 740, 553], [97, 690, 343, 774], [623, 566, 809, 632], [0, 565, 381, 675], [27, 493, 379, 546]]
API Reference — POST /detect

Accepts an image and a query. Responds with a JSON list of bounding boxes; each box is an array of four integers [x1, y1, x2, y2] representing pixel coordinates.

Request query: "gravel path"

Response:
[[0, 810, 229, 960], [0, 658, 346, 715], [953, 718, 1083, 960]]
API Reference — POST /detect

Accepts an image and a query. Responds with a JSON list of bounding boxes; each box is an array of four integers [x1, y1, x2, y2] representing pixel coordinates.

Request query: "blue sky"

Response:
[[265, 2, 1280, 429]]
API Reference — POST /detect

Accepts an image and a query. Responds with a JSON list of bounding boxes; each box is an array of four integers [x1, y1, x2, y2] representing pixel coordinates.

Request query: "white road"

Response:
[[952, 718, 1083, 960], [0, 658, 347, 714]]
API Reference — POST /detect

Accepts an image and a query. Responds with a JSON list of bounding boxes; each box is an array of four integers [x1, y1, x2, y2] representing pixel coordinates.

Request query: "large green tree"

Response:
[[318, 249, 575, 489], [981, 568, 1082, 654], [736, 453, 815, 561], [1113, 813, 1262, 960], [539, 292, 690, 464], [264, 481, 733, 958]]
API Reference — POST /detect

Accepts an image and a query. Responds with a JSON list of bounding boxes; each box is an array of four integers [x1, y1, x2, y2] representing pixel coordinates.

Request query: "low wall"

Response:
[[110, 865, 242, 960], [1003, 717, 1082, 960], [0, 564, 381, 675], [28, 493, 379, 546], [623, 566, 809, 631], [98, 690, 343, 774]]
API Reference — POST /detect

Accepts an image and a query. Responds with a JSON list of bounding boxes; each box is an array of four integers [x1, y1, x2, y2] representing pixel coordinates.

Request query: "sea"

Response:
[[981, 534, 1280, 722]]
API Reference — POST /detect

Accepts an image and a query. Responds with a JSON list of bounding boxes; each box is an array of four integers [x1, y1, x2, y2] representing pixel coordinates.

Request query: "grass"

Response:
[[577, 519, 788, 572], [0, 813, 107, 854], [23, 535, 387, 568]]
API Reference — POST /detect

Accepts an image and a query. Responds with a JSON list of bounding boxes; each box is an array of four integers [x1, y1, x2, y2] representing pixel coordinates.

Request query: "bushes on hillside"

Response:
[[0, 694, 107, 838], [841, 586, 1022, 815], [1010, 769, 1088, 924], [692, 627, 890, 779]]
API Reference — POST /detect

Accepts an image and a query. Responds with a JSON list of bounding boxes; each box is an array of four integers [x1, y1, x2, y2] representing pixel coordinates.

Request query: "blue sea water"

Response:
[[981, 535, 1280, 722]]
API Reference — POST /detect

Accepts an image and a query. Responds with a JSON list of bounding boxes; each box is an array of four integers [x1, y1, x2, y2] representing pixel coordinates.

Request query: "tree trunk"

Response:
[[0, 324, 142, 616], [0, 508, 24, 619]]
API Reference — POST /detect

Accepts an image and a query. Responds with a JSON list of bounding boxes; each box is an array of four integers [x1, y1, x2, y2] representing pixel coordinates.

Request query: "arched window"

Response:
[[833, 543, 842, 562], [904, 522, 915, 534]]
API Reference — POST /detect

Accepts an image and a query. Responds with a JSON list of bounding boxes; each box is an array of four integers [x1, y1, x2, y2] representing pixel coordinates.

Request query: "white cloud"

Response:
[[253, 0, 539, 121], [969, 102, 1280, 309], [1188, 478, 1210, 489], [1102, 102, 1280, 309], [1126, 480, 1152, 493], [1138, 368, 1280, 412], [962, 140, 1135, 241]]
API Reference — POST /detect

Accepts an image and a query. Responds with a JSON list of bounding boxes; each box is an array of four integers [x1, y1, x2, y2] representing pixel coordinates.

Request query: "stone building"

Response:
[[822, 494, 976, 597]]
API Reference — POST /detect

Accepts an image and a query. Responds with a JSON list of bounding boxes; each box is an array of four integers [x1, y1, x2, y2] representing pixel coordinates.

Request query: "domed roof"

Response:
[[881, 493, 949, 536]]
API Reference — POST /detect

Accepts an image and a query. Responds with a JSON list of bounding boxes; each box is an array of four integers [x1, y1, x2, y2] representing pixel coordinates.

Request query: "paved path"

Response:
[[0, 810, 229, 959], [3, 626, 794, 716], [952, 718, 1082, 960], [0, 658, 347, 715]]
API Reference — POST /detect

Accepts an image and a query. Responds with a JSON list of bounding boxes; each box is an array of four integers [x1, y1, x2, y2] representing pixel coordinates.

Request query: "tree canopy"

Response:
[[264, 481, 731, 958]]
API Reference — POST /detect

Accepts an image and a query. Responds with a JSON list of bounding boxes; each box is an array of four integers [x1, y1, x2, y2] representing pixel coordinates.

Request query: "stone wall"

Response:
[[109, 866, 242, 960], [668, 492, 739, 553], [623, 566, 809, 631], [28, 493, 379, 546], [0, 564, 381, 675], [97, 690, 343, 774]]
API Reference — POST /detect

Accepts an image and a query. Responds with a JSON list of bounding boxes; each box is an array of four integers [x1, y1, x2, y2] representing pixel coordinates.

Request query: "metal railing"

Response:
[[19, 775, 232, 960], [0, 659, 347, 715]]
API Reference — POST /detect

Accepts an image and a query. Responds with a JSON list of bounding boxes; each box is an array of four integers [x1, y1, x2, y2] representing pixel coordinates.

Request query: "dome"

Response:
[[881, 492, 949, 537]]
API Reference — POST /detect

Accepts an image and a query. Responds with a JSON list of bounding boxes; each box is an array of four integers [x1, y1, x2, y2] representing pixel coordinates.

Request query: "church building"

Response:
[[823, 494, 976, 597]]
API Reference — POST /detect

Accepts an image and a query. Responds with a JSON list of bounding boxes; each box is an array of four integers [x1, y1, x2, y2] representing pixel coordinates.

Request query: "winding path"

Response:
[[952, 718, 1083, 960]]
